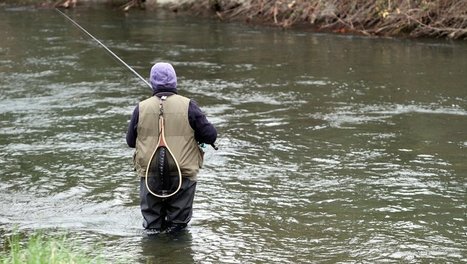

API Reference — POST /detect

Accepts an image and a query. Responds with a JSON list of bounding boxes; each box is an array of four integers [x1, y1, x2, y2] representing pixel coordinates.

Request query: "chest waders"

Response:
[[145, 96, 183, 198]]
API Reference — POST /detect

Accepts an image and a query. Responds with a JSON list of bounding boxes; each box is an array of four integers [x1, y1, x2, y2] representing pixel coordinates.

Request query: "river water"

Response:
[[0, 5, 466, 263]]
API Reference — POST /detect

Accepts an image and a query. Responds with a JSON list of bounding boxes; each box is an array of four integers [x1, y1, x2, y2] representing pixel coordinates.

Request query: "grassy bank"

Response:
[[167, 0, 467, 39], [0, 231, 103, 264]]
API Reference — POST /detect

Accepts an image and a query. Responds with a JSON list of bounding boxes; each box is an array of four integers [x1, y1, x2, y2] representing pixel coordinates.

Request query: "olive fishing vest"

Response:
[[133, 95, 203, 181]]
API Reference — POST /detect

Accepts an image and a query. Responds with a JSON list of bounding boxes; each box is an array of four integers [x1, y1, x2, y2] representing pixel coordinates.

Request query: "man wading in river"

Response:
[[126, 62, 217, 235]]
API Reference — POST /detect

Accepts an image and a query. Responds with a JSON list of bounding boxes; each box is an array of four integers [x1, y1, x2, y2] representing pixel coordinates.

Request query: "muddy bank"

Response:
[[163, 0, 467, 40]]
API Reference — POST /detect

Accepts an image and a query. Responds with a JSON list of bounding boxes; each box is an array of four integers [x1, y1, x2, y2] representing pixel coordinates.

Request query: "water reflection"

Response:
[[140, 232, 194, 263]]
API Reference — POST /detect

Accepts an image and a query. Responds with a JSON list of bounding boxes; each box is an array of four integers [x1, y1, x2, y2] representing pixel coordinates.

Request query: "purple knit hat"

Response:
[[149, 62, 177, 93]]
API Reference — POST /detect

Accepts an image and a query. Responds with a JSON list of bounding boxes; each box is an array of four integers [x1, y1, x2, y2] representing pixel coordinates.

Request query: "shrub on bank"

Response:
[[1, 0, 464, 39], [168, 0, 467, 39]]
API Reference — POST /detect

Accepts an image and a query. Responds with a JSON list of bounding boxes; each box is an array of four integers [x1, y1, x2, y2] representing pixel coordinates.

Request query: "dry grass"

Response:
[[169, 0, 467, 39]]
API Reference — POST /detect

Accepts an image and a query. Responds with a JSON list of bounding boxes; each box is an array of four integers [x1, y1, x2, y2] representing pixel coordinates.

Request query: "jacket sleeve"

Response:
[[188, 100, 217, 144], [126, 105, 139, 148]]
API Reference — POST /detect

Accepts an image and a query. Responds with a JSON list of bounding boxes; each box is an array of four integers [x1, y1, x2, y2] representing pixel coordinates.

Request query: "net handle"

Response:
[[144, 97, 183, 198]]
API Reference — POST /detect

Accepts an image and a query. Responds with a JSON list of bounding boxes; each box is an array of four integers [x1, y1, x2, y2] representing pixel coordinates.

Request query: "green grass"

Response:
[[0, 231, 104, 264]]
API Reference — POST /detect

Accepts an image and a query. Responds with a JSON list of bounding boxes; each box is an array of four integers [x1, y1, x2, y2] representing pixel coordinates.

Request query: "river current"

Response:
[[0, 5, 466, 263]]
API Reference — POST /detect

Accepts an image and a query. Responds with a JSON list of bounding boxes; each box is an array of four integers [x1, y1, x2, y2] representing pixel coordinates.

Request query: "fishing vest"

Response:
[[133, 95, 203, 181]]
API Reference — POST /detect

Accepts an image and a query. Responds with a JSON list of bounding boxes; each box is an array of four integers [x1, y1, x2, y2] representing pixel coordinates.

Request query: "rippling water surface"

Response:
[[1, 6, 466, 263]]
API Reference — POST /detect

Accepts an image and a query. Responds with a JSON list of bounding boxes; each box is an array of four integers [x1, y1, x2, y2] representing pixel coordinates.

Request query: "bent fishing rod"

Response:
[[56, 8, 218, 150]]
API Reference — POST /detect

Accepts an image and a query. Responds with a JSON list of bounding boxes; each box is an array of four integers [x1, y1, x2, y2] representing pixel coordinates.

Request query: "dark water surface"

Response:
[[1, 6, 466, 263]]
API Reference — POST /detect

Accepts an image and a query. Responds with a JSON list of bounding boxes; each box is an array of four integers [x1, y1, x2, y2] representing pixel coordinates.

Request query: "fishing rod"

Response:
[[56, 8, 152, 90], [57, 8, 219, 151]]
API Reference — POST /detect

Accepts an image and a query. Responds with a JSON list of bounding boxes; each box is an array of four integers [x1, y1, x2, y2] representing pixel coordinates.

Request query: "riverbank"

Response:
[[1, 0, 465, 39], [0, 232, 104, 264], [163, 0, 467, 40]]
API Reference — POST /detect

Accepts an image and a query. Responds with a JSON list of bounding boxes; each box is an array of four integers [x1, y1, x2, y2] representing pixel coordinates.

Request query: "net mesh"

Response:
[[146, 146, 180, 196]]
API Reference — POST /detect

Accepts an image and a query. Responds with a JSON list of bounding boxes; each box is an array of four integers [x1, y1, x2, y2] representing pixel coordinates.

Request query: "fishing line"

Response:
[[56, 8, 152, 89]]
